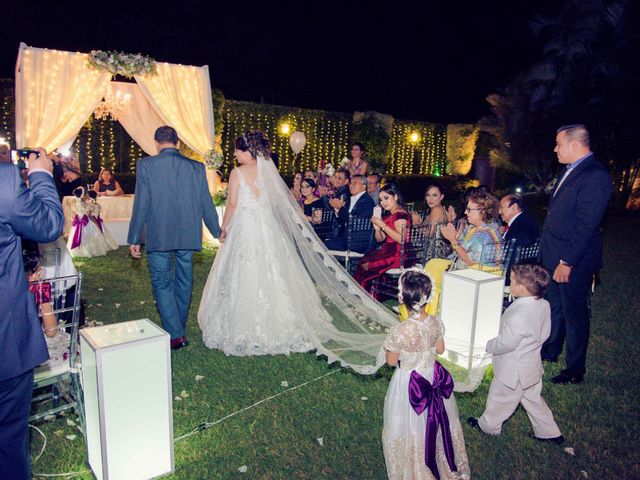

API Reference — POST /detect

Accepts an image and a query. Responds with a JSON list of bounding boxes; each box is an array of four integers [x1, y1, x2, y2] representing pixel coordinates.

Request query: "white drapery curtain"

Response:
[[15, 43, 110, 150], [112, 82, 165, 155], [135, 63, 215, 155]]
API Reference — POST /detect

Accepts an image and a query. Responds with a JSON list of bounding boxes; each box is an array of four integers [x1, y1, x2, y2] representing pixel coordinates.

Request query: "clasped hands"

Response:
[[371, 216, 386, 231]]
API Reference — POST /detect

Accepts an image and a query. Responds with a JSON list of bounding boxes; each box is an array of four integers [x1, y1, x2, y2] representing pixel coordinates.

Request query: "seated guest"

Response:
[[324, 174, 374, 252], [290, 171, 303, 204], [400, 189, 503, 319], [53, 153, 83, 197], [300, 178, 323, 221], [367, 173, 381, 206], [22, 240, 57, 338], [354, 182, 410, 297], [93, 168, 124, 196], [499, 194, 539, 247], [410, 182, 457, 259], [499, 193, 540, 285], [324, 168, 350, 209]]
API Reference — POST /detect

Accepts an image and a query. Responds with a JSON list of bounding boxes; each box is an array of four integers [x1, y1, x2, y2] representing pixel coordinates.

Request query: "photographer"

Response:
[[0, 147, 64, 479], [51, 152, 82, 197]]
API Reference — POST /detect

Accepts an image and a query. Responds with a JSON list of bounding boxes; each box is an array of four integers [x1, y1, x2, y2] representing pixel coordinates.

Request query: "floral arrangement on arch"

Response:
[[204, 149, 224, 171], [87, 50, 156, 78]]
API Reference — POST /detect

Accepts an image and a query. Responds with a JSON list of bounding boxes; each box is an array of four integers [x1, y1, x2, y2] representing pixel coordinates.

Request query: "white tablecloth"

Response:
[[62, 195, 135, 236]]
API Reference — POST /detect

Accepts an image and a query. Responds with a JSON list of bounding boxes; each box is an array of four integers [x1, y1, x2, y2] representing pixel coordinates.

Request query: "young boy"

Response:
[[468, 263, 564, 443]]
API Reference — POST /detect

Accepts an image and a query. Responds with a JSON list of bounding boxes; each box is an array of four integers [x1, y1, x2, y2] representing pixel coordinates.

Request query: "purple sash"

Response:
[[94, 215, 104, 233], [408, 362, 457, 480], [71, 214, 89, 249]]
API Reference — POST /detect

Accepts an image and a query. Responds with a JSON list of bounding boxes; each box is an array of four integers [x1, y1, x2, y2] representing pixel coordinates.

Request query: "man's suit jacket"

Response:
[[333, 192, 375, 238], [505, 211, 539, 248], [541, 154, 612, 273], [0, 165, 64, 382], [128, 148, 221, 251], [487, 296, 551, 389]]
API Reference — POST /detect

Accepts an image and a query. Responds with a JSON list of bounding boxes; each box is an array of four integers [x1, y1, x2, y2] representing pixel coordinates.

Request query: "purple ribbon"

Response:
[[71, 214, 89, 249], [408, 362, 457, 480], [94, 215, 104, 233]]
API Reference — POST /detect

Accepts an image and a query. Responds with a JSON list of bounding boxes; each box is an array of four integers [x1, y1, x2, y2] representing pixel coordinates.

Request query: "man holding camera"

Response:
[[0, 148, 64, 479]]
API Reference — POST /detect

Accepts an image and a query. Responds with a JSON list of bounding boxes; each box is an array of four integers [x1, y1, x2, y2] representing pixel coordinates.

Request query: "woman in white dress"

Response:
[[198, 132, 398, 373]]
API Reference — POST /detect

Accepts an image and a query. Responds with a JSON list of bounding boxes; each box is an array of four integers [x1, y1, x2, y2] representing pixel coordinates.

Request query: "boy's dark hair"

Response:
[[72, 187, 84, 198], [400, 270, 433, 311], [154, 126, 179, 145], [22, 239, 41, 275], [510, 263, 550, 299], [88, 190, 98, 200]]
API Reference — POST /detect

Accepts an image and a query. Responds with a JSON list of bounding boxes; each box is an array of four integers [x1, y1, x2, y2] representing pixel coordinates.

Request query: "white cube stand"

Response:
[[440, 269, 504, 372], [80, 319, 174, 480]]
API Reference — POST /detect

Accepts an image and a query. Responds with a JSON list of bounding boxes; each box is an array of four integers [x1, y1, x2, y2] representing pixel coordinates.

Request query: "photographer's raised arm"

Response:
[[11, 148, 64, 243]]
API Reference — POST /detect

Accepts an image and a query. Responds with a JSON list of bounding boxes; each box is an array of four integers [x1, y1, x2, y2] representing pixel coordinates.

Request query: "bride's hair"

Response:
[[235, 131, 272, 160]]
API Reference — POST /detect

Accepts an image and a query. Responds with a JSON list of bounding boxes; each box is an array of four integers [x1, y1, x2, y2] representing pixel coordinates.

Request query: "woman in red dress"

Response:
[[354, 182, 410, 297]]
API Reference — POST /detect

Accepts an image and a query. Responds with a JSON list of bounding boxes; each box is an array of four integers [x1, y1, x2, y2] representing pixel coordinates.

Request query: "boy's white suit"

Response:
[[478, 296, 562, 438]]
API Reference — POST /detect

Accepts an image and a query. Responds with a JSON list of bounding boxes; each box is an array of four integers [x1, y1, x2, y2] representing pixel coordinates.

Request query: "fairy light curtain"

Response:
[[15, 44, 215, 157], [112, 81, 164, 155], [135, 63, 215, 155], [15, 43, 110, 151]]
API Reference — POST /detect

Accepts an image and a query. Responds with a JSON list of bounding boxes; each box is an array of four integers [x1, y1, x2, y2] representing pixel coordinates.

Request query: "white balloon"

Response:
[[289, 131, 306, 154]]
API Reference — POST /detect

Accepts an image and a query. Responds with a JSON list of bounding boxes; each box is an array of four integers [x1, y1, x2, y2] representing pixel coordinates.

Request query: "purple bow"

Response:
[[94, 215, 104, 233], [409, 362, 457, 480], [71, 214, 89, 249]]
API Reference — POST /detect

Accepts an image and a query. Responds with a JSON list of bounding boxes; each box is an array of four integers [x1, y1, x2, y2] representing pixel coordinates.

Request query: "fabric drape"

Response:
[[135, 63, 214, 155], [15, 43, 110, 151], [112, 82, 164, 155]]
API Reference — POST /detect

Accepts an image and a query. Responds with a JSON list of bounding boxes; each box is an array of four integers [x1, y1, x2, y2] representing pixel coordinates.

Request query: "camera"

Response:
[[11, 148, 40, 169]]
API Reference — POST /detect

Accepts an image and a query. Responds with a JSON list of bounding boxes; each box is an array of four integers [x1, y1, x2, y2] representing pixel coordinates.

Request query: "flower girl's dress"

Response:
[[88, 200, 118, 251], [383, 314, 470, 480], [66, 199, 109, 257]]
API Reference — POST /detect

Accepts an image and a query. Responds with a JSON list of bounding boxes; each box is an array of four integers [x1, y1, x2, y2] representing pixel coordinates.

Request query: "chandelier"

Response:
[[94, 83, 131, 121]]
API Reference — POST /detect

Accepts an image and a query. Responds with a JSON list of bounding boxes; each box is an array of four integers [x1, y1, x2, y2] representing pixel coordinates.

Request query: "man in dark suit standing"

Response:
[[325, 174, 375, 252], [0, 148, 64, 479], [128, 126, 221, 350], [540, 124, 612, 384]]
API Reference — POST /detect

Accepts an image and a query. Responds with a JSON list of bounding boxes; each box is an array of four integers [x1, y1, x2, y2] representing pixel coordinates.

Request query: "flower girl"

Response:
[[382, 268, 470, 480], [87, 190, 118, 251], [66, 187, 108, 257]]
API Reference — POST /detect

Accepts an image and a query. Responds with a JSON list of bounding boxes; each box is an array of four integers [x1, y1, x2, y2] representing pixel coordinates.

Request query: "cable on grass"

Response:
[[174, 368, 343, 442]]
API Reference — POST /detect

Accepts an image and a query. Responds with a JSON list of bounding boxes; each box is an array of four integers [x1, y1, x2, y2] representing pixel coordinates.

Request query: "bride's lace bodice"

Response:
[[236, 168, 268, 211], [383, 315, 444, 371]]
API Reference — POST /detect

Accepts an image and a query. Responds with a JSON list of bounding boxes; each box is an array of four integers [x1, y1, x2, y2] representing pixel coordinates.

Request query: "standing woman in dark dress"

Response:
[[300, 178, 323, 221], [94, 168, 124, 196], [354, 182, 410, 297]]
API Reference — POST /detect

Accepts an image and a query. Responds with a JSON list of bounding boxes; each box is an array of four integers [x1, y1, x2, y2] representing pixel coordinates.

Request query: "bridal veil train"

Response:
[[197, 133, 397, 374]]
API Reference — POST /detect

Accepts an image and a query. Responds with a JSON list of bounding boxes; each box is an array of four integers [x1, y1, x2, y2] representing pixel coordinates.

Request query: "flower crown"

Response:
[[397, 267, 435, 313]]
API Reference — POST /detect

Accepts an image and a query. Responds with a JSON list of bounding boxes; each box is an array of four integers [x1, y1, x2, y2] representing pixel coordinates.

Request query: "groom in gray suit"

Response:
[[128, 126, 221, 350]]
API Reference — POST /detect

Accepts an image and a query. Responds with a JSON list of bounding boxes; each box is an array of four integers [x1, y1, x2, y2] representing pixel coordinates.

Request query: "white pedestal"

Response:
[[80, 319, 174, 480], [440, 269, 504, 372]]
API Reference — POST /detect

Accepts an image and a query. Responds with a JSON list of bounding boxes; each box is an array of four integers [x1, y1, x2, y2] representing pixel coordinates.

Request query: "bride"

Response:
[[197, 131, 398, 373]]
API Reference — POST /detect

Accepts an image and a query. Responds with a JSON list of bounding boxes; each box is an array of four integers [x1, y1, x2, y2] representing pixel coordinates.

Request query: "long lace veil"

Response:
[[256, 155, 397, 374]]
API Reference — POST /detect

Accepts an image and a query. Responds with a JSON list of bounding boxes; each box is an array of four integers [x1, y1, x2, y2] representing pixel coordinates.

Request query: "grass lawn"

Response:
[[30, 215, 640, 479]]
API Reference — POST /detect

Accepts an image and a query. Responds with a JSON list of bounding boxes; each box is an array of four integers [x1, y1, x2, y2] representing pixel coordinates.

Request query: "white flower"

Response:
[[317, 437, 324, 446], [238, 466, 248, 473], [66, 435, 77, 441], [280, 381, 289, 388], [360, 397, 368, 401], [564, 447, 576, 456], [195, 375, 205, 381]]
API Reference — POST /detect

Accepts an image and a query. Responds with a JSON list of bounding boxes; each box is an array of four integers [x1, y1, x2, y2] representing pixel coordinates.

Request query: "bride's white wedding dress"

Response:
[[198, 156, 398, 373]]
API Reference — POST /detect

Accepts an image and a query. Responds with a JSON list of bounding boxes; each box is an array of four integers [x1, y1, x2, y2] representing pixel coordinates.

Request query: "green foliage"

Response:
[[445, 124, 479, 175], [351, 111, 393, 172]]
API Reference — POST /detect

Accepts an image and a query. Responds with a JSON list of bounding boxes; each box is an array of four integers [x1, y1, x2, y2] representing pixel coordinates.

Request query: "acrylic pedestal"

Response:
[[80, 319, 174, 480]]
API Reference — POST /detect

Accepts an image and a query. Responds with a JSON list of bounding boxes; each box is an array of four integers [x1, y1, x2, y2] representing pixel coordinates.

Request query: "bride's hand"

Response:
[[219, 229, 227, 243]]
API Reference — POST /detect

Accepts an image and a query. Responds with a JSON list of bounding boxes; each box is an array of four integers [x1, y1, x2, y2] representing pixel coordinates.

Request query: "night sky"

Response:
[[2, 1, 558, 123]]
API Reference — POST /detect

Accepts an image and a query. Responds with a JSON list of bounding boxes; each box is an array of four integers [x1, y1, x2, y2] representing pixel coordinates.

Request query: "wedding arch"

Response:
[[14, 43, 215, 157]]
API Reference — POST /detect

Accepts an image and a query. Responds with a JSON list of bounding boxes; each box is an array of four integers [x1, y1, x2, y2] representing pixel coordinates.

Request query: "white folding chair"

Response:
[[30, 273, 84, 431]]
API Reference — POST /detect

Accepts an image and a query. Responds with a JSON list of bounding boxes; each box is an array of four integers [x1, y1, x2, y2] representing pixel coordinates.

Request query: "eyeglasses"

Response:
[[465, 207, 484, 212]]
